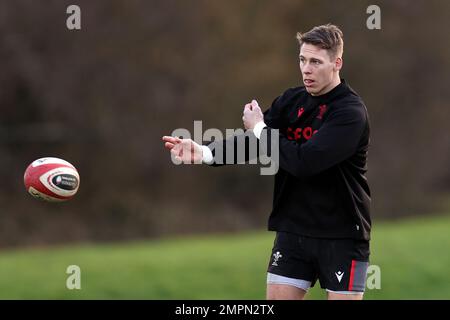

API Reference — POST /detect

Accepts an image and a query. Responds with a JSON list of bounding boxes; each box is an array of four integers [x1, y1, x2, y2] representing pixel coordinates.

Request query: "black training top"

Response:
[[208, 79, 371, 240]]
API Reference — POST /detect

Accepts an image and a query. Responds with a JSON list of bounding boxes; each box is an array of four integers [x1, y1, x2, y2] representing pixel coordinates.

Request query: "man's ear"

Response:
[[334, 57, 343, 71]]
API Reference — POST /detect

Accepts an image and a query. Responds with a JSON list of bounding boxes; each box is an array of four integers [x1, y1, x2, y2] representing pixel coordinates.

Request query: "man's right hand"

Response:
[[162, 136, 203, 164]]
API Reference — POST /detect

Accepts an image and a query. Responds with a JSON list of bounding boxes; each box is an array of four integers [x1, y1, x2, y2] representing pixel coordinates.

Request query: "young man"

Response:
[[163, 24, 371, 300]]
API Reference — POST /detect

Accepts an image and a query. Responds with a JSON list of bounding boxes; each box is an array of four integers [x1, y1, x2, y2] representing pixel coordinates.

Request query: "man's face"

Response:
[[299, 43, 341, 96]]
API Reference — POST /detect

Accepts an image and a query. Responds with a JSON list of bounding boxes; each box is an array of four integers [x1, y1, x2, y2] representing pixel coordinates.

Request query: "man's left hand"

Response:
[[243, 99, 264, 130]]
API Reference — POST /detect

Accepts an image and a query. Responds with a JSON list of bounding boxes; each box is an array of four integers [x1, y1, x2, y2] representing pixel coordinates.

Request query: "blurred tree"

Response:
[[0, 0, 449, 247]]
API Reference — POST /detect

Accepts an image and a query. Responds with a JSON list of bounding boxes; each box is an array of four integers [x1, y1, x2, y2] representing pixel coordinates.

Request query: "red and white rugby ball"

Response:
[[24, 157, 80, 202]]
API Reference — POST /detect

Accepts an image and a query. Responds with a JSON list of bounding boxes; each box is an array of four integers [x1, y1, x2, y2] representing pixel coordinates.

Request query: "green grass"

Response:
[[0, 214, 450, 299]]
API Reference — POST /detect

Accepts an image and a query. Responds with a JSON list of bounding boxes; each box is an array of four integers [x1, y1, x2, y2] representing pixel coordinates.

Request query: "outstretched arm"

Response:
[[163, 99, 267, 166]]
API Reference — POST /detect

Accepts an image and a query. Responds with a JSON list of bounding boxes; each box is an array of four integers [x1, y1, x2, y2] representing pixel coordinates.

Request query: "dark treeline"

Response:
[[0, 0, 449, 247]]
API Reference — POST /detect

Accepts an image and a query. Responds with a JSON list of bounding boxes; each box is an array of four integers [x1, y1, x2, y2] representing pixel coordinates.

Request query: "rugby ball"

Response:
[[24, 157, 80, 202]]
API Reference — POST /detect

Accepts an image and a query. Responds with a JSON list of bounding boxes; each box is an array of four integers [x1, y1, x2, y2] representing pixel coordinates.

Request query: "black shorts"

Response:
[[267, 232, 370, 293]]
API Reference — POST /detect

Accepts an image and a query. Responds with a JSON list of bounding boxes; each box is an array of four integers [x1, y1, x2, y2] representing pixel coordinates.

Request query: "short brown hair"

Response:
[[296, 24, 344, 59]]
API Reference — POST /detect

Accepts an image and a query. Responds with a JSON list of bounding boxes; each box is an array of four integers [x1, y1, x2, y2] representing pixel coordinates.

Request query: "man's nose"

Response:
[[302, 63, 312, 74], [303, 68, 312, 75]]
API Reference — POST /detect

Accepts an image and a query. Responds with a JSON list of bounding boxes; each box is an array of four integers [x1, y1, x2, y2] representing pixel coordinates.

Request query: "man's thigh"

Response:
[[266, 232, 318, 299], [267, 283, 307, 300], [327, 291, 364, 300]]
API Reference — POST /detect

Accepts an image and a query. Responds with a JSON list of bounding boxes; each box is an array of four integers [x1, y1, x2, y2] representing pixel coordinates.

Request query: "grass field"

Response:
[[0, 213, 449, 299]]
